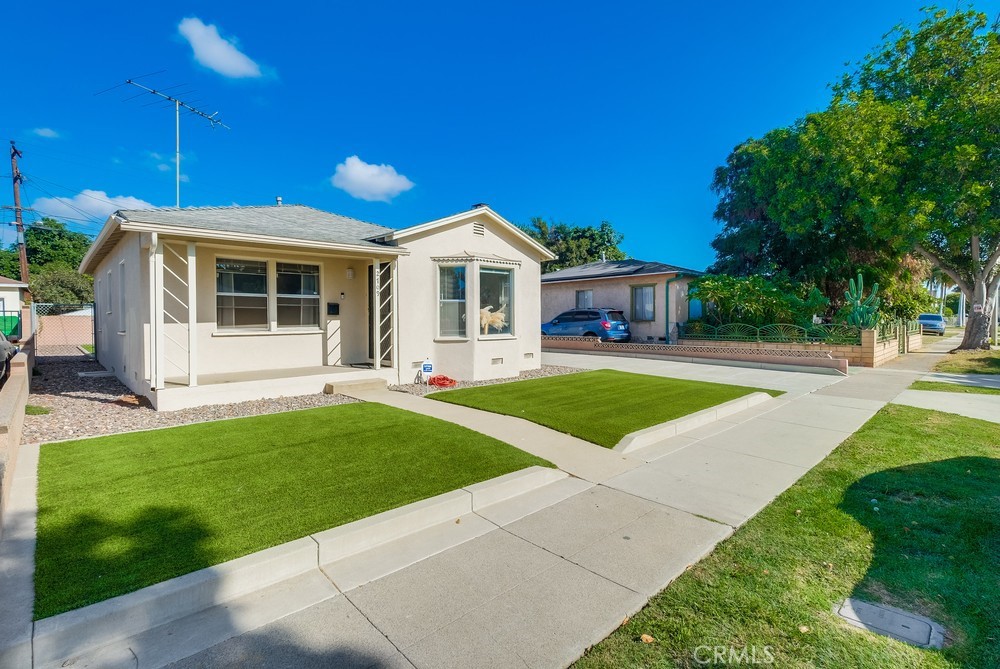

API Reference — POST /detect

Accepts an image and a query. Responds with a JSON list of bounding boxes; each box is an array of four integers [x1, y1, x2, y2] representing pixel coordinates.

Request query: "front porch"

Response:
[[156, 364, 397, 411]]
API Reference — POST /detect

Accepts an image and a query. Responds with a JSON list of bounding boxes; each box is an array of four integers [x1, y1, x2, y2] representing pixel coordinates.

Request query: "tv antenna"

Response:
[[121, 78, 230, 207]]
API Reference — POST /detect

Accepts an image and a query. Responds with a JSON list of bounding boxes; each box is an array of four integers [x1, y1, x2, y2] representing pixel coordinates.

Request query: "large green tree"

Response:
[[803, 8, 1000, 349], [710, 124, 932, 319], [0, 218, 95, 303], [520, 218, 626, 270]]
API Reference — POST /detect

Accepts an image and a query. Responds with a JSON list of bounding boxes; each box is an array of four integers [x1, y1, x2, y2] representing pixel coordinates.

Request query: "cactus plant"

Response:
[[844, 273, 881, 329]]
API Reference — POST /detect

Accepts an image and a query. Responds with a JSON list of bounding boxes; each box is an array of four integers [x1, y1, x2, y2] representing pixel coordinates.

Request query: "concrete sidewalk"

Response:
[[74, 340, 965, 668], [893, 389, 1000, 423]]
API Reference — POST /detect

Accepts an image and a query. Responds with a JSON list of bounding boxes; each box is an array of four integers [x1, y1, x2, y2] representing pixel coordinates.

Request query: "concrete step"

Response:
[[323, 378, 388, 395]]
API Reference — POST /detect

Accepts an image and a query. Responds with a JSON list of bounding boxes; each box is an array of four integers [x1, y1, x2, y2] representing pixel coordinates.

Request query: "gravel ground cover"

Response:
[[23, 356, 356, 444], [390, 364, 581, 396]]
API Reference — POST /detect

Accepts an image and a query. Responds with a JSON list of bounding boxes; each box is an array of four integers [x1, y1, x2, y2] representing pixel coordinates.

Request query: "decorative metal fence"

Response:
[[677, 322, 862, 345], [31, 302, 95, 357]]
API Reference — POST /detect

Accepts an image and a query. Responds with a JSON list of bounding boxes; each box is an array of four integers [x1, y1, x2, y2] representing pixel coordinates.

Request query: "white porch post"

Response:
[[153, 239, 165, 390], [186, 242, 198, 387], [391, 259, 399, 375], [372, 260, 381, 370]]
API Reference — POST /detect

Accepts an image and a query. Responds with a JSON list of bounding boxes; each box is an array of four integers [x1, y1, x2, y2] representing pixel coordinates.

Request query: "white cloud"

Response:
[[32, 128, 59, 139], [178, 17, 263, 78], [31, 190, 154, 223], [331, 156, 415, 203], [157, 163, 171, 172]]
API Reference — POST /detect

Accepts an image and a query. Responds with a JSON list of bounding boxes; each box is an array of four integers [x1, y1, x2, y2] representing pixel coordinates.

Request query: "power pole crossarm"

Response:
[[9, 141, 31, 297]]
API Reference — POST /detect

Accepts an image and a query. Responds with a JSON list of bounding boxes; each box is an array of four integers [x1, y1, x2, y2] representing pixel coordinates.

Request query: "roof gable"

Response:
[[373, 206, 556, 261]]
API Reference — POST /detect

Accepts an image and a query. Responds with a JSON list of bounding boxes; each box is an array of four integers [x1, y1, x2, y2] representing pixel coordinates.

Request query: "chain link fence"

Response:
[[31, 303, 95, 358]]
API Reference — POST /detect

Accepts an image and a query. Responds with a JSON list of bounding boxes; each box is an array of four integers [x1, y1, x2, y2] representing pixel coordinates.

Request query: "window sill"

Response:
[[434, 337, 469, 343], [478, 335, 517, 341], [117, 331, 126, 336], [212, 328, 323, 337]]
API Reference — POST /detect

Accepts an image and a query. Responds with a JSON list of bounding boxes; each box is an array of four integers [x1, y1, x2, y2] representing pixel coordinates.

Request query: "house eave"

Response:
[[541, 270, 697, 285], [374, 207, 557, 261]]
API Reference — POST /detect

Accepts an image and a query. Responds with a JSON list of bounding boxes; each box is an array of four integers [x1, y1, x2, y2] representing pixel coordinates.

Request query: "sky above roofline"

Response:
[[9, 2, 996, 271]]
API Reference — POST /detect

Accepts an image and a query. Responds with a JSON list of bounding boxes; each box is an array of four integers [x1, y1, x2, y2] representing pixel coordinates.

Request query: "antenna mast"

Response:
[[123, 79, 230, 207]]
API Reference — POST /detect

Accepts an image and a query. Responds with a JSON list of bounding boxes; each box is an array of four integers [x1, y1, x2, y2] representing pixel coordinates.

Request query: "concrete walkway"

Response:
[[893, 389, 1000, 423], [62, 340, 962, 669]]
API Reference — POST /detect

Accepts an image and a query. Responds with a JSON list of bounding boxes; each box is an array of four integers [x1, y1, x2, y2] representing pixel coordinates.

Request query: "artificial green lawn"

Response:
[[910, 380, 1000, 396], [576, 404, 1000, 669], [35, 402, 551, 619], [429, 369, 782, 448]]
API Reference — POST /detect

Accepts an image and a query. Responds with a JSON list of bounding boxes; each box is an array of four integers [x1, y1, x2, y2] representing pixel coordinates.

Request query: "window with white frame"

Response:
[[480, 267, 514, 335], [276, 262, 320, 328], [216, 259, 268, 329], [575, 289, 593, 309], [105, 270, 112, 315], [631, 284, 655, 321], [118, 262, 127, 332], [438, 265, 466, 337]]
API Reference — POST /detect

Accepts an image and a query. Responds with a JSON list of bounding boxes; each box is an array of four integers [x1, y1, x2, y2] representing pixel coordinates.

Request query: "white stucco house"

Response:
[[0, 276, 28, 313], [540, 259, 702, 343], [80, 204, 555, 410]]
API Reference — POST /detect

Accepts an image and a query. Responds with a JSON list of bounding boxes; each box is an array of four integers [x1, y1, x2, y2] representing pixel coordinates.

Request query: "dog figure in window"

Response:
[[480, 305, 507, 335]]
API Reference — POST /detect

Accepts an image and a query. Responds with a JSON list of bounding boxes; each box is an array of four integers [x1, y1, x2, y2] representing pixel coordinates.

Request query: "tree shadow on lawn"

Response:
[[35, 505, 214, 620], [840, 456, 1000, 667]]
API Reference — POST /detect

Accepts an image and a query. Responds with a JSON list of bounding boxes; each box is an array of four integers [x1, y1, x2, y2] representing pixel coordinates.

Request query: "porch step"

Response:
[[323, 378, 388, 395]]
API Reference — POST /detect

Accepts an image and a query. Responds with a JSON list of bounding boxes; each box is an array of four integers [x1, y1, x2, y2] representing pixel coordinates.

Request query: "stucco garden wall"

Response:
[[0, 353, 30, 540]]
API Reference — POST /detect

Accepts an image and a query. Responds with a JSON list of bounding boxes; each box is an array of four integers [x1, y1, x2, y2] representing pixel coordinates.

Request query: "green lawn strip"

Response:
[[35, 402, 551, 619], [25, 404, 52, 415], [80, 344, 95, 354], [933, 349, 1000, 375], [910, 380, 1000, 396], [576, 404, 1000, 669], [429, 370, 781, 449]]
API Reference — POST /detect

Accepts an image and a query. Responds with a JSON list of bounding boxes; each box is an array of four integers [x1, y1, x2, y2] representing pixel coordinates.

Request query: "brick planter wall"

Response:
[[0, 353, 31, 541], [678, 338, 865, 366]]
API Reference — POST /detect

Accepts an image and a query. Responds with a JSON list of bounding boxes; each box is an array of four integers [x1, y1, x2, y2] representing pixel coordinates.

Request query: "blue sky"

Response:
[[8, 2, 997, 270]]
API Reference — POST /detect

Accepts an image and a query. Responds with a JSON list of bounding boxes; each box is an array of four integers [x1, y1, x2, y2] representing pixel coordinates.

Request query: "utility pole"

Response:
[[9, 141, 30, 296]]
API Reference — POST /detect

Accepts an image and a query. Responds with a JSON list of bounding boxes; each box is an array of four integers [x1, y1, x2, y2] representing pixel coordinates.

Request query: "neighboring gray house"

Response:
[[540, 259, 703, 343]]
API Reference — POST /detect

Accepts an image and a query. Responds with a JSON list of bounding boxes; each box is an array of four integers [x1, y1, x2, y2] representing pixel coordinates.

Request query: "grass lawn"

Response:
[[35, 402, 551, 619], [428, 370, 782, 448], [576, 404, 999, 669], [25, 404, 51, 415], [80, 344, 94, 354], [910, 380, 1000, 396], [932, 348, 1000, 375]]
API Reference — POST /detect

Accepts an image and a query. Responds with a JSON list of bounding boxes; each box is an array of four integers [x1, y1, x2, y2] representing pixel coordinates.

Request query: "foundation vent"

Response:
[[473, 222, 485, 236], [491, 357, 503, 365], [524, 352, 534, 359], [411, 361, 424, 369]]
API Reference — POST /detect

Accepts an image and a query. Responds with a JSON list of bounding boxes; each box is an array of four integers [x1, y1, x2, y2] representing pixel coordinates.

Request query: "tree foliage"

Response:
[[709, 118, 932, 319], [771, 8, 999, 348], [520, 218, 626, 270], [688, 274, 829, 327], [0, 219, 94, 302]]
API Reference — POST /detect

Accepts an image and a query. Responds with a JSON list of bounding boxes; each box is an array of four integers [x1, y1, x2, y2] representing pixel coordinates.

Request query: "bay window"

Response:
[[439, 265, 466, 337], [480, 267, 514, 335]]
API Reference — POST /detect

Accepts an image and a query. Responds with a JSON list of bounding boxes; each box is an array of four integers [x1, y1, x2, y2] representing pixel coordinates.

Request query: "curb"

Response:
[[613, 392, 774, 454], [25, 465, 566, 668]]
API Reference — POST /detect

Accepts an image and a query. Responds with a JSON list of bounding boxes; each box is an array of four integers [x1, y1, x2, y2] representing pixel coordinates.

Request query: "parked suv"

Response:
[[917, 313, 947, 336], [542, 308, 631, 342]]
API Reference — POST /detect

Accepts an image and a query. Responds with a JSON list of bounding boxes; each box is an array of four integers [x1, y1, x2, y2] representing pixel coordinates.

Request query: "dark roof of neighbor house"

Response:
[[540, 259, 703, 283], [114, 204, 395, 249]]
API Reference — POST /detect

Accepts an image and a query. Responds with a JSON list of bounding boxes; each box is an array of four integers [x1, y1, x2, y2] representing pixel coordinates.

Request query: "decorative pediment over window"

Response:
[[431, 252, 521, 268]]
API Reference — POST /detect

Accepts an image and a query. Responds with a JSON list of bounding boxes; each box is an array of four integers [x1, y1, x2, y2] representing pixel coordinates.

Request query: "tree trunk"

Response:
[[955, 279, 995, 350]]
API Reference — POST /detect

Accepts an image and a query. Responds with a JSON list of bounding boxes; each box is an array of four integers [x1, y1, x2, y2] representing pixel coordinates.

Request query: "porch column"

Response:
[[153, 239, 165, 390], [372, 259, 381, 370], [391, 259, 399, 375], [187, 242, 198, 387]]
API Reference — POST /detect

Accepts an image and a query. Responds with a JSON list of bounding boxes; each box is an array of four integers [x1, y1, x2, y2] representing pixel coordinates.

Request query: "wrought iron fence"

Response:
[[677, 322, 862, 345]]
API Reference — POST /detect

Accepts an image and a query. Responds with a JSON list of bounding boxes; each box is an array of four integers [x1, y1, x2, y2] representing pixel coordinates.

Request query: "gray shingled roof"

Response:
[[115, 205, 394, 249], [541, 258, 703, 283]]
